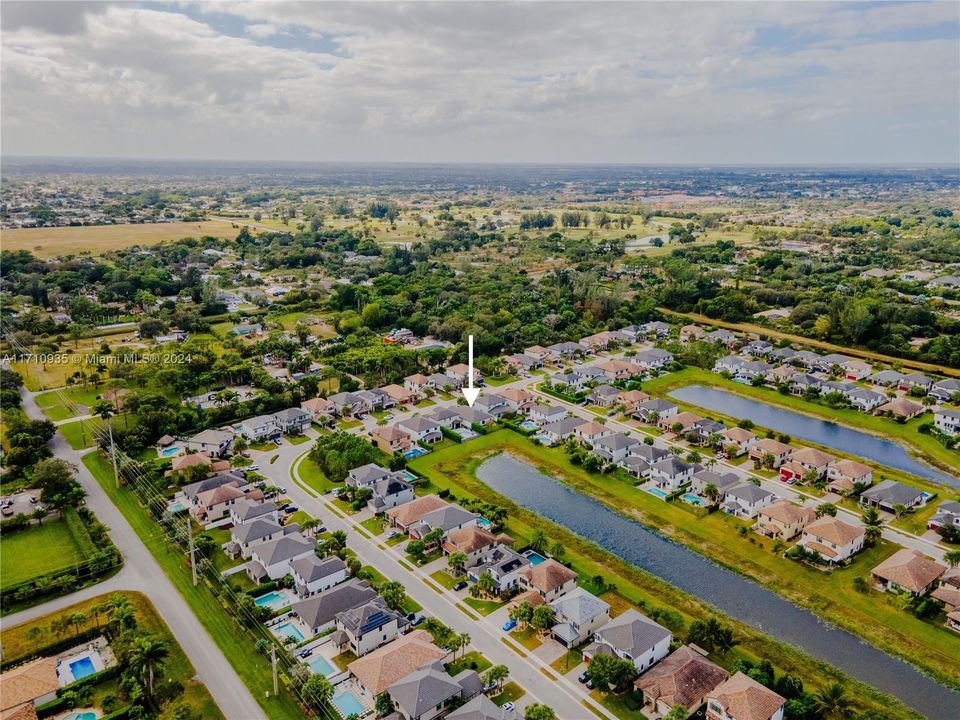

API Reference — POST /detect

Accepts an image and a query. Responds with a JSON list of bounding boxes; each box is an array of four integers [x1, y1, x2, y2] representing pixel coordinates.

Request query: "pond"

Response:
[[669, 384, 958, 487], [475, 452, 959, 719]]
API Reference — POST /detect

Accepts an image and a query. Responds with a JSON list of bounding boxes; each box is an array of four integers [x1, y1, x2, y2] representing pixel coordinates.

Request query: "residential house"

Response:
[[592, 433, 641, 464], [789, 374, 822, 396], [622, 445, 670, 480], [798, 517, 865, 564], [409, 505, 478, 543], [691, 418, 725, 443], [867, 370, 905, 388], [425, 407, 463, 429], [898, 373, 933, 392], [596, 359, 636, 382], [499, 388, 536, 413], [690, 470, 743, 497], [327, 392, 366, 417], [826, 459, 874, 495], [272, 407, 312, 434], [791, 350, 822, 369], [334, 600, 407, 657], [785, 447, 836, 480], [632, 348, 674, 372], [575, 421, 613, 445], [573, 366, 607, 384], [588, 384, 621, 407], [539, 417, 587, 444], [467, 546, 531, 594], [934, 408, 960, 436], [183, 428, 234, 457], [767, 364, 797, 384], [714, 355, 745, 375], [680, 325, 705, 344], [633, 398, 678, 423], [398, 416, 443, 444], [816, 353, 853, 372], [929, 501, 960, 531], [930, 379, 960, 403], [860, 479, 925, 513], [843, 360, 873, 381], [383, 384, 417, 406], [447, 363, 482, 386], [372, 425, 413, 454], [649, 457, 696, 491], [723, 484, 776, 519], [442, 525, 511, 566], [239, 414, 280, 441], [847, 387, 886, 412], [475, 393, 511, 418], [386, 661, 482, 720], [180, 473, 246, 512], [196, 483, 262, 523], [246, 533, 316, 583], [615, 389, 650, 414], [744, 340, 773, 357], [547, 341, 587, 359], [504, 353, 542, 374], [719, 427, 757, 457], [871, 549, 946, 596], [386, 496, 451, 533], [518, 559, 578, 603], [584, 609, 672, 673], [357, 388, 393, 412], [447, 696, 517, 720], [550, 588, 611, 647], [347, 463, 395, 488], [640, 321, 672, 338], [636, 646, 730, 718], [290, 555, 349, 597], [523, 345, 553, 363], [658, 411, 701, 434], [229, 518, 290, 558], [876, 397, 925, 420], [0, 658, 60, 718], [404, 373, 431, 394], [528, 403, 567, 426], [289, 579, 379, 636], [347, 630, 447, 699], [705, 672, 786, 720], [550, 371, 585, 392], [427, 373, 460, 391], [754, 501, 816, 541], [229, 498, 280, 526], [301, 397, 334, 422], [705, 329, 737, 347], [454, 406, 495, 428], [748, 438, 793, 468]]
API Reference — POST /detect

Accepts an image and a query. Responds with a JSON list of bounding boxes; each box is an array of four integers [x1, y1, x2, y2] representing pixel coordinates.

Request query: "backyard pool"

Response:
[[644, 486, 669, 499], [273, 622, 305, 643], [158, 446, 183, 458], [522, 550, 547, 565], [255, 590, 294, 612], [402, 470, 418, 483], [68, 657, 96, 681], [532, 435, 555, 446], [166, 500, 187, 513], [519, 420, 539, 431], [404, 447, 429, 460], [682, 493, 705, 506], [476, 516, 491, 529], [331, 689, 365, 717], [63, 713, 97, 720], [307, 654, 336, 676]]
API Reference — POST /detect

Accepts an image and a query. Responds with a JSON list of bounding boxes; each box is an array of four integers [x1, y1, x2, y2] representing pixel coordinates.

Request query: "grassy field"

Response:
[[59, 417, 106, 449], [407, 431, 938, 716], [0, 519, 86, 585], [0, 590, 223, 719], [420, 431, 960, 690], [293, 454, 340, 494], [82, 452, 305, 720], [3, 220, 240, 258], [642, 367, 959, 480]]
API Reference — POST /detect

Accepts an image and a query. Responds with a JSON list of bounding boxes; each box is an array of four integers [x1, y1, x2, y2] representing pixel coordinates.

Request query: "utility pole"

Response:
[[271, 645, 278, 695], [187, 517, 197, 587], [108, 421, 119, 489]]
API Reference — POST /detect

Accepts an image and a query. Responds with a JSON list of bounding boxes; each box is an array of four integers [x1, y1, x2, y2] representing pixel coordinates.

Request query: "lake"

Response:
[[669, 384, 958, 487], [475, 452, 960, 719]]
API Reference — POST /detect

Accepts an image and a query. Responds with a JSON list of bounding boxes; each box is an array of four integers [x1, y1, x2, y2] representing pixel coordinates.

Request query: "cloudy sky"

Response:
[[2, 1, 958, 164]]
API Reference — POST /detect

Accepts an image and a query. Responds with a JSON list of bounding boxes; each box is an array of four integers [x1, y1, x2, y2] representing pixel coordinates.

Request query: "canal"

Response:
[[475, 452, 960, 719], [669, 384, 958, 487]]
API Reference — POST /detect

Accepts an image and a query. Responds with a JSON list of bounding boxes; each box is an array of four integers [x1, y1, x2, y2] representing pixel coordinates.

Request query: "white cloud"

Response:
[[1, 0, 957, 163]]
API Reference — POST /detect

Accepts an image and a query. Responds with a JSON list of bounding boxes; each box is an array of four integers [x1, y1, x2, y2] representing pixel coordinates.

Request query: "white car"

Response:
[[502, 703, 514, 712]]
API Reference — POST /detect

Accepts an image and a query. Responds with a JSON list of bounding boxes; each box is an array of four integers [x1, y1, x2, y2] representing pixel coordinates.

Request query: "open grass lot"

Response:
[[2, 219, 240, 258], [268, 310, 338, 339], [82, 452, 304, 720], [642, 367, 959, 483], [59, 417, 105, 449], [408, 430, 938, 717], [0, 590, 223, 719], [0, 519, 85, 585]]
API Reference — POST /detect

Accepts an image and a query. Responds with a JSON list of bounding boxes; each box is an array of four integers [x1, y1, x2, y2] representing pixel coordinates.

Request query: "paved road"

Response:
[[16, 388, 266, 720], [258, 437, 615, 720]]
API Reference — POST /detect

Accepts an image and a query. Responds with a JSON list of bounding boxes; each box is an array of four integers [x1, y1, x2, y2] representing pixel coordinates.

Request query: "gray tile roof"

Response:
[[233, 518, 282, 544], [447, 695, 517, 720], [291, 579, 378, 630], [388, 662, 463, 718], [860, 479, 923, 506], [594, 609, 671, 659], [253, 533, 314, 565], [290, 555, 346, 584]]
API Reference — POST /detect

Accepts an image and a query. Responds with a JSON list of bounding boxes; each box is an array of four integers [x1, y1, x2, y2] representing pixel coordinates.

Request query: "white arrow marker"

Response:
[[461, 334, 480, 407]]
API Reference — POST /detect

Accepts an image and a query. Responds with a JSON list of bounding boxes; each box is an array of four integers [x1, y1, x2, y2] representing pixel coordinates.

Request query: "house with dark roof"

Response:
[[398, 416, 443, 443], [467, 545, 530, 594], [246, 533, 315, 583], [584, 608, 672, 673], [183, 428, 234, 457], [369, 475, 415, 514], [334, 599, 407, 656], [592, 432, 641, 464], [289, 579, 379, 636], [929, 500, 960, 531], [649, 456, 696, 491], [387, 661, 482, 720], [550, 588, 610, 647], [930, 378, 960, 403], [527, 403, 567, 426], [290, 555, 348, 597], [409, 505, 478, 543], [229, 498, 280, 526], [447, 695, 517, 720], [859, 479, 925, 513], [723, 484, 776, 519]]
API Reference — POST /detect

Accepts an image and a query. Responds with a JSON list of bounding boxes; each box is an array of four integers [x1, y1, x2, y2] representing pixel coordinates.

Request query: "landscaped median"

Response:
[[82, 451, 305, 720], [408, 430, 936, 719]]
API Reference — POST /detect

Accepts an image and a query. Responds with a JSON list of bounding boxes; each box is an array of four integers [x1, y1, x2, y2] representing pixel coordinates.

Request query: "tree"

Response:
[[131, 635, 169, 697], [586, 653, 637, 691], [549, 541, 566, 561], [861, 506, 882, 547], [379, 581, 407, 611], [663, 706, 688, 720], [67, 611, 86, 636], [406, 540, 425, 562], [456, 632, 471, 660], [530, 605, 556, 634], [448, 551, 468, 576], [32, 506, 49, 525], [375, 692, 394, 717], [484, 664, 509, 690], [944, 550, 960, 568], [529, 529, 549, 554], [302, 674, 334, 711], [524, 704, 557, 720], [509, 601, 534, 628], [475, 571, 497, 598], [814, 682, 855, 719], [33, 458, 84, 510], [704, 483, 720, 506]]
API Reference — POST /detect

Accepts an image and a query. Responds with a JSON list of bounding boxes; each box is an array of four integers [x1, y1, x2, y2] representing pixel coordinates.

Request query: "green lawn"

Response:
[[360, 516, 387, 536], [294, 455, 340, 494], [0, 519, 86, 585], [445, 650, 491, 676], [82, 452, 304, 720], [58, 417, 105, 449], [550, 648, 584, 674], [430, 570, 460, 590], [0, 590, 223, 719], [485, 375, 519, 387], [491, 681, 525, 706], [463, 597, 505, 616], [511, 627, 543, 651], [286, 434, 312, 445], [35, 383, 119, 420], [407, 431, 935, 717], [337, 418, 362, 430]]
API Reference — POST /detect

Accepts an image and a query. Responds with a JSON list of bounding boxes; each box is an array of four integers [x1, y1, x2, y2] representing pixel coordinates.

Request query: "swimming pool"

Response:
[[255, 591, 293, 612], [682, 493, 705, 506], [402, 470, 418, 482], [522, 550, 547, 566], [159, 446, 182, 457], [644, 486, 669, 500], [533, 435, 554, 446], [307, 654, 336, 676], [519, 420, 539, 430], [476, 516, 491, 529], [167, 500, 187, 513], [68, 657, 97, 681], [273, 622, 305, 642], [331, 689, 365, 717], [404, 447, 428, 459], [63, 712, 97, 720]]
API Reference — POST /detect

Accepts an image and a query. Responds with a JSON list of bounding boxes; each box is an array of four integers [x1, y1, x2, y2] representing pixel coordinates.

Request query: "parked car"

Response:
[[412, 615, 426, 626], [502, 619, 517, 632], [247, 464, 260, 471], [502, 703, 514, 712], [578, 671, 589, 684], [453, 581, 468, 591], [284, 505, 299, 514]]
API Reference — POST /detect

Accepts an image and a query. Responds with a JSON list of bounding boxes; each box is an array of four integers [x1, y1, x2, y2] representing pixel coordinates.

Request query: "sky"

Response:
[[1, 1, 958, 164]]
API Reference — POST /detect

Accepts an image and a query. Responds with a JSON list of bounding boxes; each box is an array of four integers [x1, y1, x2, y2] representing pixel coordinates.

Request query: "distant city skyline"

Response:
[[2, 1, 958, 164]]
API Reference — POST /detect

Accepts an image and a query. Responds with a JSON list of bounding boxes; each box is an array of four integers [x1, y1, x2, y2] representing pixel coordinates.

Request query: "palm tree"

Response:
[[550, 541, 565, 561], [66, 612, 86, 637], [32, 506, 49, 525], [457, 632, 471, 660], [529, 530, 549, 554], [814, 683, 854, 719], [704, 483, 720, 506], [476, 571, 497, 598], [132, 636, 170, 697], [944, 550, 960, 568]]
